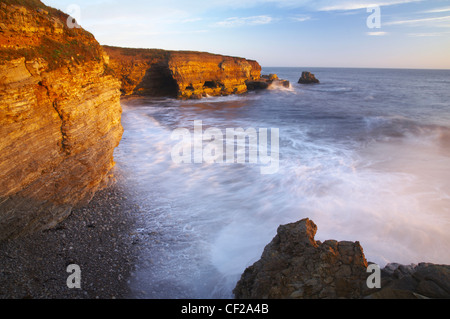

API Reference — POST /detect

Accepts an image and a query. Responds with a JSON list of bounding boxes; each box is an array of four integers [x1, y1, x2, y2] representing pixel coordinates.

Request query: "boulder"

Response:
[[246, 73, 290, 91], [298, 71, 320, 84], [233, 219, 369, 299], [233, 218, 450, 299]]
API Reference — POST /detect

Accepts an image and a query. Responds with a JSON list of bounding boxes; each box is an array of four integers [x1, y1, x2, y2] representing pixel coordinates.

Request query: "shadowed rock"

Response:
[[246, 73, 290, 91], [298, 71, 320, 84], [233, 218, 369, 299], [233, 218, 450, 299]]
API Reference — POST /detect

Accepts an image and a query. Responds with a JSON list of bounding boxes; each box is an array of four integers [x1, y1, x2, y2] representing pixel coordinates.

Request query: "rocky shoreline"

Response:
[[2, 196, 449, 299], [233, 219, 450, 299]]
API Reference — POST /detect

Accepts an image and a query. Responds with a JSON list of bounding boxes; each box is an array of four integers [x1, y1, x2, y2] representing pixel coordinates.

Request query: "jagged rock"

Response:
[[367, 263, 450, 299], [246, 73, 290, 91], [233, 218, 369, 299], [233, 218, 450, 299], [0, 1, 123, 240], [298, 71, 320, 84]]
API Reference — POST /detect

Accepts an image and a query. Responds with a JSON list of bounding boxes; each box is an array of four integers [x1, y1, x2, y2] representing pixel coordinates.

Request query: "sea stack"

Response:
[[298, 71, 320, 84]]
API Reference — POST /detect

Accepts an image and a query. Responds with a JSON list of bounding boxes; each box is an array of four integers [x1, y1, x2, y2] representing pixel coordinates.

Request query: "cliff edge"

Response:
[[0, 1, 123, 240]]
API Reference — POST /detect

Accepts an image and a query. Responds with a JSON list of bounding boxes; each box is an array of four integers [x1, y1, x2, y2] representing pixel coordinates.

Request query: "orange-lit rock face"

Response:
[[103, 46, 262, 99], [0, 2, 123, 240], [168, 51, 261, 99]]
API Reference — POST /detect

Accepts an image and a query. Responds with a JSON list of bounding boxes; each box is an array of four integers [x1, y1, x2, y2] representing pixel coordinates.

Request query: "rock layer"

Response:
[[0, 1, 123, 240], [103, 46, 262, 99], [168, 51, 261, 99], [233, 218, 450, 299], [102, 46, 176, 96]]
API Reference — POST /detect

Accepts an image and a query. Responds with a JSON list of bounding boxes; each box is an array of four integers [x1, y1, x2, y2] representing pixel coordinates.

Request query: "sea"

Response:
[[113, 67, 450, 298]]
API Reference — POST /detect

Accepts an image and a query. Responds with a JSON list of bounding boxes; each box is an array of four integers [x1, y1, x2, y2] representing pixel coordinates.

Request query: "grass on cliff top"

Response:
[[0, 37, 102, 70], [102, 45, 169, 62], [0, 0, 62, 18], [102, 45, 256, 63], [0, 0, 104, 70]]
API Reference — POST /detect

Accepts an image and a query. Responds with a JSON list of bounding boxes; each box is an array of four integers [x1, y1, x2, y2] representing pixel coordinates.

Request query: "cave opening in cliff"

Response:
[[203, 81, 219, 89], [134, 63, 179, 97]]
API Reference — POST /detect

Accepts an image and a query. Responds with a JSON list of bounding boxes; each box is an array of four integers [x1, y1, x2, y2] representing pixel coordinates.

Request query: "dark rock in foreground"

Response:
[[367, 262, 450, 299], [233, 218, 450, 299], [298, 71, 320, 84], [233, 218, 369, 299]]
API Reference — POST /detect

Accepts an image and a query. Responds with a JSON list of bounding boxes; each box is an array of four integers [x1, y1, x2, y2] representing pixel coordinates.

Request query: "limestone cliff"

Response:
[[103, 45, 262, 99], [0, 1, 123, 240], [168, 51, 261, 99]]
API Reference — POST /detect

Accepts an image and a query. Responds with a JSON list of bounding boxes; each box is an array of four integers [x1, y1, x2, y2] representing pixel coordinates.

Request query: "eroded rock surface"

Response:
[[0, 1, 123, 240], [234, 218, 450, 299], [246, 73, 290, 90], [103, 46, 262, 99], [233, 219, 369, 299]]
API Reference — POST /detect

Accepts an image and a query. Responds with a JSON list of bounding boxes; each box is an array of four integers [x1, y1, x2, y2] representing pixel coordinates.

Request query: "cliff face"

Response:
[[168, 51, 261, 99], [102, 46, 176, 96], [0, 1, 123, 240], [103, 46, 261, 99]]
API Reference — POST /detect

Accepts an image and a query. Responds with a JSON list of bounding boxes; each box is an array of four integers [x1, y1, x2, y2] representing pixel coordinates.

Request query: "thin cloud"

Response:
[[422, 7, 450, 14], [385, 15, 450, 26], [291, 15, 311, 22], [318, 0, 422, 11], [215, 15, 273, 27], [367, 31, 389, 36]]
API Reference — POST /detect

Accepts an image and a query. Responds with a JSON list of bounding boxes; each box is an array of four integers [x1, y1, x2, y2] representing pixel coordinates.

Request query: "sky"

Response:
[[43, 0, 450, 69]]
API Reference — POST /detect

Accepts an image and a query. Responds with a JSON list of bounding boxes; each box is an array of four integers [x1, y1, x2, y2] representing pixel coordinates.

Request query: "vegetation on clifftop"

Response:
[[0, 0, 103, 70]]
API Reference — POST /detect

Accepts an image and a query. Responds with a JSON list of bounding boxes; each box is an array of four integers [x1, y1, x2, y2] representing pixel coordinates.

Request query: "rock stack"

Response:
[[298, 71, 320, 84]]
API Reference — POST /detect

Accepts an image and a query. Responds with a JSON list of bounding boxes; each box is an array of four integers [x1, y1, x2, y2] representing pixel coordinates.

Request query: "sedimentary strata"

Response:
[[103, 46, 263, 99], [0, 1, 123, 240]]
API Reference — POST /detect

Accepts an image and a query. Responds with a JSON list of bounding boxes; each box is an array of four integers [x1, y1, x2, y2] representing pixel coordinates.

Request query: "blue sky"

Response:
[[44, 0, 450, 68]]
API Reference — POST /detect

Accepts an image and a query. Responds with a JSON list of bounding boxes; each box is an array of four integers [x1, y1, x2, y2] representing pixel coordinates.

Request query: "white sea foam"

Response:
[[116, 68, 450, 298]]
